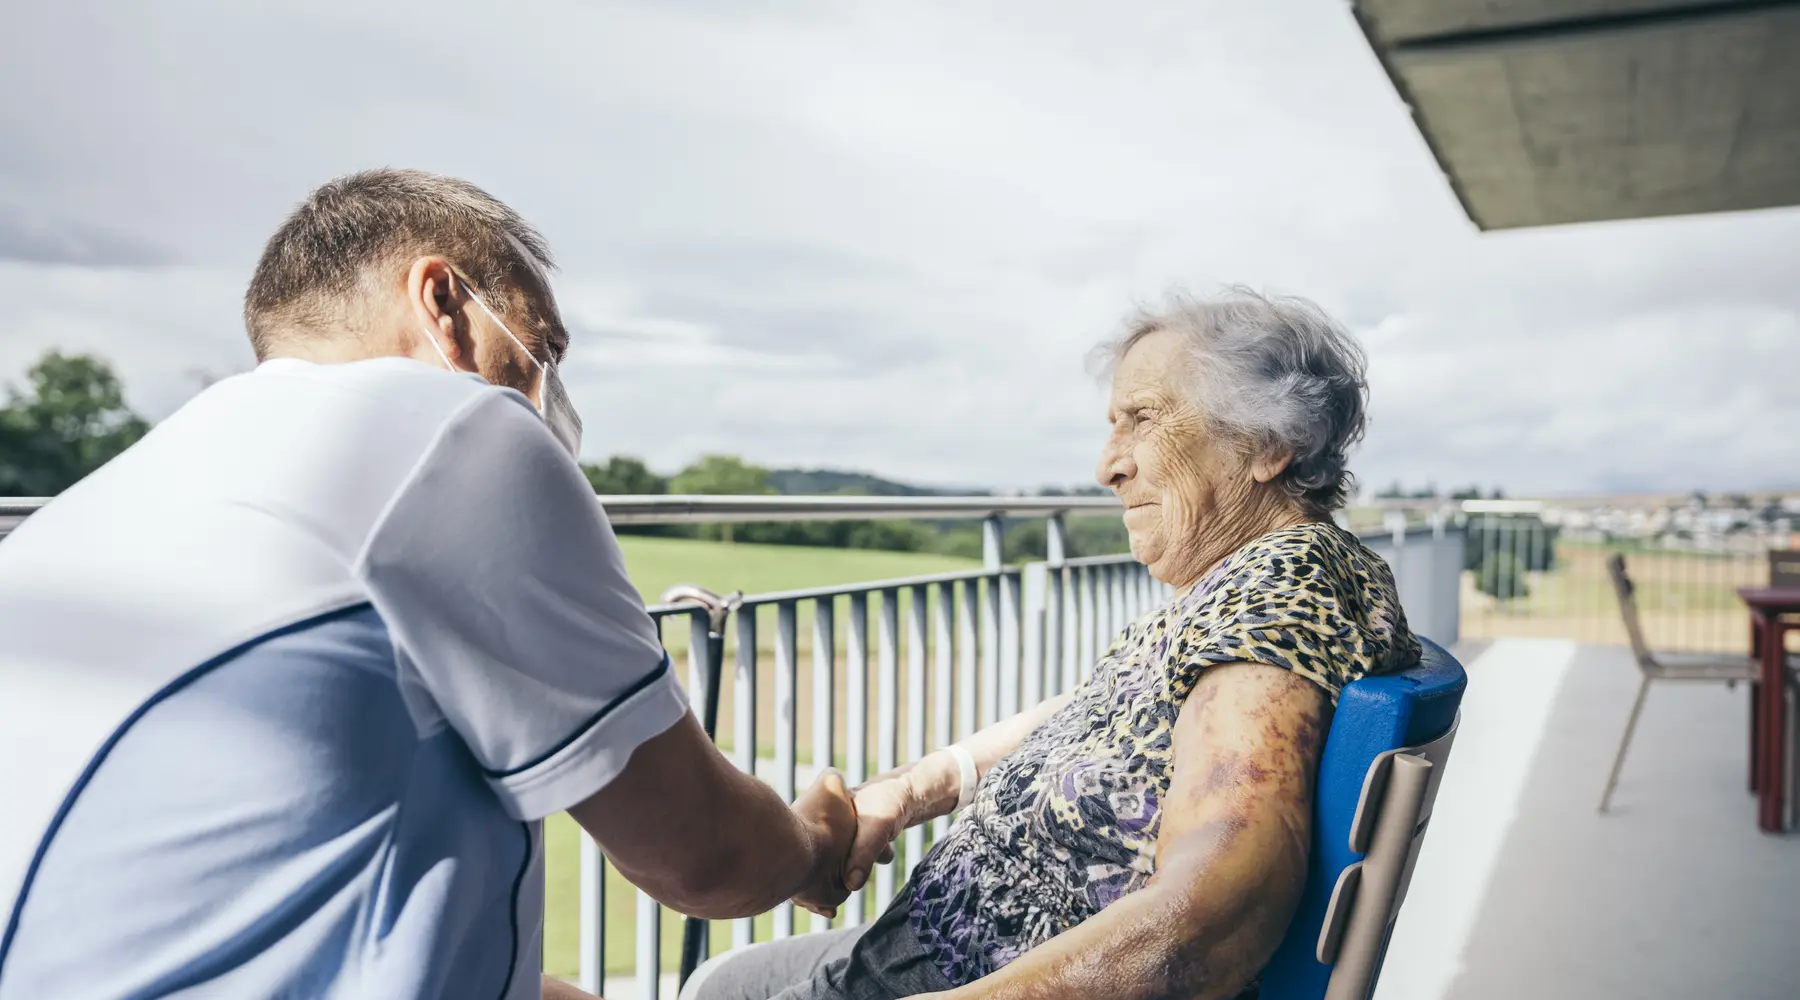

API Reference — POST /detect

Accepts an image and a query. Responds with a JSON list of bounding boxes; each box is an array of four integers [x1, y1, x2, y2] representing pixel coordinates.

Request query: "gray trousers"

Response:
[[679, 894, 951, 1000]]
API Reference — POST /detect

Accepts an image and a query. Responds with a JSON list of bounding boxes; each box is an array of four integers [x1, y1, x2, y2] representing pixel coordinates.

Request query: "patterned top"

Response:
[[905, 520, 1420, 989]]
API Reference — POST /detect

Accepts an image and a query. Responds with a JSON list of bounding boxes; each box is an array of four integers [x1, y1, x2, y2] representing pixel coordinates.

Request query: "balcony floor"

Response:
[[1377, 640, 1800, 1000]]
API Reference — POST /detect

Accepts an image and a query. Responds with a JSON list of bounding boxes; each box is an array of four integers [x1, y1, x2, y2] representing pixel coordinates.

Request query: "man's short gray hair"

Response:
[[1092, 286, 1369, 514], [244, 169, 554, 358]]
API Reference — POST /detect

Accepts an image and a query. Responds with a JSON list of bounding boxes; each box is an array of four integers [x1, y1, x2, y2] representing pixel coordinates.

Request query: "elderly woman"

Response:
[[686, 288, 1418, 1000]]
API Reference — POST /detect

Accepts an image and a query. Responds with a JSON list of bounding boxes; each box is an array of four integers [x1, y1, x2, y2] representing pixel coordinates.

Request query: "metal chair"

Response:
[[1770, 550, 1800, 591], [1258, 637, 1467, 1000], [1597, 553, 1759, 812]]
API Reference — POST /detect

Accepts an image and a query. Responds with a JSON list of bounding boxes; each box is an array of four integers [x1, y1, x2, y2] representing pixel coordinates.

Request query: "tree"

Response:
[[582, 456, 682, 537], [583, 456, 668, 496], [0, 351, 149, 496], [672, 455, 774, 543], [671, 454, 775, 497]]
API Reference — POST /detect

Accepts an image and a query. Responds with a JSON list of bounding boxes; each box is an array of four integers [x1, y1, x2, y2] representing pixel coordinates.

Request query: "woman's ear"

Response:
[[1250, 445, 1294, 484]]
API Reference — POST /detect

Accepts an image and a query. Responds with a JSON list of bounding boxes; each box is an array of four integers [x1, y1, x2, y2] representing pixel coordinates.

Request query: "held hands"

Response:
[[790, 752, 966, 917], [789, 770, 914, 918], [842, 775, 912, 893], [790, 769, 857, 919]]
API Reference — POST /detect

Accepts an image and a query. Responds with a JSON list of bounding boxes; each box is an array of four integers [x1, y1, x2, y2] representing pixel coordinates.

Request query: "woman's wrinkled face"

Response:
[[1095, 329, 1275, 590]]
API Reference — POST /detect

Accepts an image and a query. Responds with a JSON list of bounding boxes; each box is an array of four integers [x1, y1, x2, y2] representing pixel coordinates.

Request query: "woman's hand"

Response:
[[844, 776, 910, 891], [844, 747, 968, 890]]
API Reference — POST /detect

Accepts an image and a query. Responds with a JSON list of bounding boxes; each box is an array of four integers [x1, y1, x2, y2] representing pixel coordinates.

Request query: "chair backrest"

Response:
[[1257, 637, 1467, 1000], [1606, 553, 1655, 669], [1772, 550, 1800, 590]]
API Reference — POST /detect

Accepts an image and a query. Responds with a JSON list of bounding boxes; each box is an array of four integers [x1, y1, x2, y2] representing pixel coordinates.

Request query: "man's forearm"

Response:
[[568, 717, 834, 921], [676, 766, 822, 917], [542, 974, 601, 1000]]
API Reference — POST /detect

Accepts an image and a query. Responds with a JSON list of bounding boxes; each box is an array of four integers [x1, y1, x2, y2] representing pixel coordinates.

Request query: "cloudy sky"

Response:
[[2, 0, 1795, 496]]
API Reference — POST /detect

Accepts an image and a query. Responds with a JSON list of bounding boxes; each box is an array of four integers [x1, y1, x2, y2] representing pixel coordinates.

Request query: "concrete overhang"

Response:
[[1352, 1, 1800, 229]]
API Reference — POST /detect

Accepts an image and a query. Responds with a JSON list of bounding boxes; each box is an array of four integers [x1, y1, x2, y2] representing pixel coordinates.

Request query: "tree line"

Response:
[[1, 351, 1130, 561], [583, 453, 1129, 561]]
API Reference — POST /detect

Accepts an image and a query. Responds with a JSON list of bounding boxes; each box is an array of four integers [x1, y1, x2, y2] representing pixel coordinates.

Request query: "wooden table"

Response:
[[1741, 587, 1800, 833]]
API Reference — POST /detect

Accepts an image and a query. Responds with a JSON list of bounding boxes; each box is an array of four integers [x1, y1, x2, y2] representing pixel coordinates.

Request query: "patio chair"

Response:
[[1771, 550, 1800, 591], [1597, 553, 1758, 813], [1258, 636, 1467, 1000]]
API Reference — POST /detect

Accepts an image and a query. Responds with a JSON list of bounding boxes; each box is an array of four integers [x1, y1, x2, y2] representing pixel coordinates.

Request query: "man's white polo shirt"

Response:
[[0, 357, 688, 999]]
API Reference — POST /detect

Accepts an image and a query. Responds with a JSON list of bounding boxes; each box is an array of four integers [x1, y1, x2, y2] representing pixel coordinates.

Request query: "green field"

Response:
[[545, 535, 979, 978], [1460, 539, 1773, 653], [615, 534, 979, 613]]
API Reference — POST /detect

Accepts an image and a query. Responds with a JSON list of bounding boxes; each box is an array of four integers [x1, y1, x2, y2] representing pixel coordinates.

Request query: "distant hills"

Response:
[[764, 467, 1110, 499], [764, 468, 955, 497]]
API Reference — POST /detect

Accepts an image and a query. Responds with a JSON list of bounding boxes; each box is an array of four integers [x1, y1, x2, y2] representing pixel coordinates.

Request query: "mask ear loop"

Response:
[[458, 278, 549, 413], [421, 271, 466, 374]]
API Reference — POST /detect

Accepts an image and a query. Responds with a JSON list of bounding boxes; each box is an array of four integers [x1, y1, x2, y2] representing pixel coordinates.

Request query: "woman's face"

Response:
[[1095, 329, 1292, 590]]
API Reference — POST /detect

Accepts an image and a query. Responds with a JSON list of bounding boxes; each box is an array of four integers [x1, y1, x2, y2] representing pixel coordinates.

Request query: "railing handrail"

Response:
[[0, 493, 1122, 526]]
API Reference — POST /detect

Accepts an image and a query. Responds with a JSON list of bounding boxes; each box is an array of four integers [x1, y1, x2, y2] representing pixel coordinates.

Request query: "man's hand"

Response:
[[790, 769, 857, 918]]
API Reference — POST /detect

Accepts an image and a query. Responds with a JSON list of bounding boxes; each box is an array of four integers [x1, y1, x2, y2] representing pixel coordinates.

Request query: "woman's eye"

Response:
[[1134, 410, 1154, 427]]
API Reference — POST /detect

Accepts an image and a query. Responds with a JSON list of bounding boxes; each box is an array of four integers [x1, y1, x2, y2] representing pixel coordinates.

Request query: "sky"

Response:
[[1, 0, 1795, 497]]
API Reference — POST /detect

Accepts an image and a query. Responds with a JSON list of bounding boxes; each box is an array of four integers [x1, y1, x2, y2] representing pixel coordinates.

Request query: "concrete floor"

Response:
[[1378, 641, 1800, 1000]]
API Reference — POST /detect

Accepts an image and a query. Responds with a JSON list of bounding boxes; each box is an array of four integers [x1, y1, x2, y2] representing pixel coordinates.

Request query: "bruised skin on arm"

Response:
[[937, 662, 1330, 1000]]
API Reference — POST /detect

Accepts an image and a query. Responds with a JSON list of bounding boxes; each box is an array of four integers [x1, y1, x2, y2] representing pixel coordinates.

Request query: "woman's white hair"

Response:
[[1090, 285, 1369, 514]]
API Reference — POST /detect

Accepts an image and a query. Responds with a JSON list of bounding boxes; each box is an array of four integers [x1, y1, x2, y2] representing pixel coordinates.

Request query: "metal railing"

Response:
[[1364, 497, 1792, 654], [608, 499, 1165, 998], [0, 494, 1465, 998]]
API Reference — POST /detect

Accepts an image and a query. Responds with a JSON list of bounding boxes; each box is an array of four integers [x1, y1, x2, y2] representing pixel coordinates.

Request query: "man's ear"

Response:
[[1251, 445, 1294, 484], [407, 256, 466, 367]]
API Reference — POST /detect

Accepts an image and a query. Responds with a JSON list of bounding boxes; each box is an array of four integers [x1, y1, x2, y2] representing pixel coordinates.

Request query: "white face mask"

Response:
[[423, 278, 584, 459]]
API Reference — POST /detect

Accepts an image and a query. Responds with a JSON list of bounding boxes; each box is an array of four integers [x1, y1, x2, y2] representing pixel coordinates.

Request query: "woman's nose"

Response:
[[1095, 437, 1133, 488]]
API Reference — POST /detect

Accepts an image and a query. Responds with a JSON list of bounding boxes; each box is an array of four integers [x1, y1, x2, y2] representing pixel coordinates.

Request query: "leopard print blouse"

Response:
[[904, 520, 1419, 989]]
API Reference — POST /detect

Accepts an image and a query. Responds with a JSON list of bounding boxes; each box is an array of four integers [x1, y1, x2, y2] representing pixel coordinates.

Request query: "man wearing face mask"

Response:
[[0, 170, 856, 1000]]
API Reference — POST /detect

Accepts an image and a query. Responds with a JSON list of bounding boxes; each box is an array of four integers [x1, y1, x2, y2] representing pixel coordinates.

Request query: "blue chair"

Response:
[[1258, 636, 1468, 1000]]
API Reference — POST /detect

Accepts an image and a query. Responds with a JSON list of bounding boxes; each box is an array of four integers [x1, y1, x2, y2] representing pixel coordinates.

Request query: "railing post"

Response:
[[905, 586, 929, 877], [636, 890, 661, 1000], [579, 838, 606, 995], [810, 597, 836, 933], [875, 590, 901, 906], [1000, 570, 1021, 719], [955, 580, 978, 744], [1077, 566, 1097, 685], [731, 610, 758, 948], [1043, 514, 1068, 700], [931, 581, 957, 841], [773, 602, 800, 938], [1022, 565, 1046, 709], [844, 593, 869, 927], [1385, 510, 1408, 599], [980, 517, 1003, 728]]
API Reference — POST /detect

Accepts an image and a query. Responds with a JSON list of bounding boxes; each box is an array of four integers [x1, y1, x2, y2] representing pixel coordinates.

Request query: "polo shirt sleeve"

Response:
[[355, 389, 689, 821]]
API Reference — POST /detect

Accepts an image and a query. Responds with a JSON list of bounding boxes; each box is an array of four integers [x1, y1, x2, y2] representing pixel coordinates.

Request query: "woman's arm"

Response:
[[844, 691, 1074, 890], [937, 662, 1328, 1000]]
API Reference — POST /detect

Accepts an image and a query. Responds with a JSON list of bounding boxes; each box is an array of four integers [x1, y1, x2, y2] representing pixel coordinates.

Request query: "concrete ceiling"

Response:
[[1352, 0, 1800, 229]]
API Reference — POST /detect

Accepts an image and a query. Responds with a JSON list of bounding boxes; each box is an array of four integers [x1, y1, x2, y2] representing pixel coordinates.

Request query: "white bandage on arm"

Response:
[[944, 744, 979, 812]]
